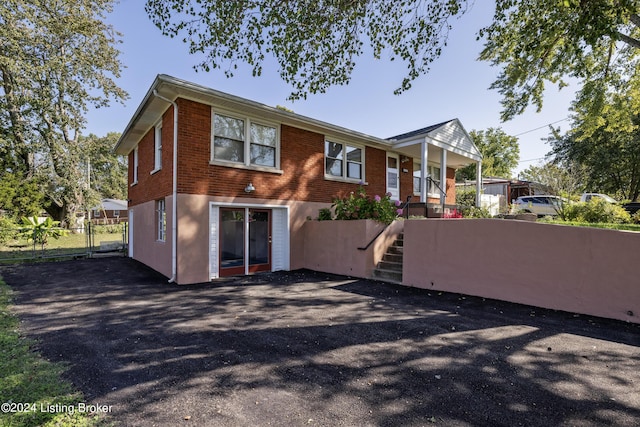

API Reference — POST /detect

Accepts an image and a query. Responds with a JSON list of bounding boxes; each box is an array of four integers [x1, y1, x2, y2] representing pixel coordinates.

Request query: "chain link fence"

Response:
[[0, 222, 128, 263]]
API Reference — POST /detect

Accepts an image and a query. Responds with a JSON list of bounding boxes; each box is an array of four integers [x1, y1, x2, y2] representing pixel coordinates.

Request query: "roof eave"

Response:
[[114, 74, 394, 155]]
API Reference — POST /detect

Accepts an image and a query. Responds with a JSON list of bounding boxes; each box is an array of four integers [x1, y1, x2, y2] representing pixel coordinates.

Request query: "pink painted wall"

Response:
[[403, 219, 640, 324], [130, 198, 173, 279], [302, 220, 404, 278], [174, 194, 331, 284]]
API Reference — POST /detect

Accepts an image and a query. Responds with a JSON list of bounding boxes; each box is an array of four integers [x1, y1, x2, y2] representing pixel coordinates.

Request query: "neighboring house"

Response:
[[91, 199, 128, 224], [114, 75, 482, 284]]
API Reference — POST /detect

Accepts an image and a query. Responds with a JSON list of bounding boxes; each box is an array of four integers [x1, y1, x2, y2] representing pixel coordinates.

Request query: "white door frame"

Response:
[[386, 152, 400, 201], [209, 202, 289, 279]]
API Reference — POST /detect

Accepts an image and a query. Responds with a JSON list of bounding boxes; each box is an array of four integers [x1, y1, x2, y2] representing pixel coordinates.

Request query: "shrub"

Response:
[[19, 216, 69, 250], [92, 224, 123, 234], [456, 188, 476, 207], [461, 206, 492, 218], [332, 185, 402, 225], [633, 211, 640, 224], [559, 199, 631, 224], [0, 217, 19, 244], [317, 208, 333, 221]]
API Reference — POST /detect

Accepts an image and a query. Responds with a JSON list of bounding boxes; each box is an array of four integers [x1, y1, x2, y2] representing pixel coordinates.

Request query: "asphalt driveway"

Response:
[[2, 258, 639, 426]]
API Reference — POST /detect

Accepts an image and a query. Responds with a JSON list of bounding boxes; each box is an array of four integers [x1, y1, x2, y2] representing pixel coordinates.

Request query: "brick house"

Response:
[[90, 198, 128, 224], [115, 75, 482, 284]]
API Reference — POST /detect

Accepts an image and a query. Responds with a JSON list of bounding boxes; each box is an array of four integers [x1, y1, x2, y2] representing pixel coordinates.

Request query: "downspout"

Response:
[[153, 90, 178, 283]]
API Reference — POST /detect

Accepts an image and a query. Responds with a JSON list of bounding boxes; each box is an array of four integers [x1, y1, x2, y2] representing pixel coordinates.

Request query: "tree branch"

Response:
[[616, 30, 640, 49]]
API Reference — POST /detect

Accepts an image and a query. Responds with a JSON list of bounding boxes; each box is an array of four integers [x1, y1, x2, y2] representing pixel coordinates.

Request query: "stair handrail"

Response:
[[427, 175, 446, 213]]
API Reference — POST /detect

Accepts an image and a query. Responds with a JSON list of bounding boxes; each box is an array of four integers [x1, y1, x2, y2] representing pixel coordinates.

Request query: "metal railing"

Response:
[[426, 176, 447, 217]]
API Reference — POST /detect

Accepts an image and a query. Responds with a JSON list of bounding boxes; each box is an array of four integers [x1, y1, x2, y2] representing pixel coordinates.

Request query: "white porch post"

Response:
[[475, 160, 482, 207], [440, 149, 447, 205], [420, 139, 428, 203]]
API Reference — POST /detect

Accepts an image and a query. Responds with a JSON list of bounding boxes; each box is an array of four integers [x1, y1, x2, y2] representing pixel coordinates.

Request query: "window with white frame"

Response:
[[211, 111, 278, 168], [156, 199, 166, 242], [153, 122, 162, 172], [250, 122, 276, 167], [132, 147, 139, 184], [325, 141, 363, 180], [413, 163, 441, 196]]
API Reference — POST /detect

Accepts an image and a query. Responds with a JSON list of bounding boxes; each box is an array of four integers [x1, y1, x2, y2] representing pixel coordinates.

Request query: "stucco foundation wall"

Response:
[[302, 220, 403, 278], [174, 194, 330, 284], [403, 219, 640, 324], [131, 198, 173, 279]]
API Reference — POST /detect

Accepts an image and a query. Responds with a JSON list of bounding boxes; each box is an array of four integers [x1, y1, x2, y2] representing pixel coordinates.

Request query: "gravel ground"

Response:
[[2, 257, 639, 426]]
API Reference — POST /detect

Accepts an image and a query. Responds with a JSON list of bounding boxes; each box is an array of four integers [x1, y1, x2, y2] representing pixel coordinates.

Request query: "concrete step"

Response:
[[387, 245, 403, 255], [377, 260, 403, 272], [373, 268, 402, 284], [382, 253, 403, 263]]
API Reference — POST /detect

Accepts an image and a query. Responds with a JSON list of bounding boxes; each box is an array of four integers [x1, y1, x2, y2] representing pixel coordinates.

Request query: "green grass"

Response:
[[0, 278, 106, 427], [0, 230, 125, 263], [539, 219, 640, 232]]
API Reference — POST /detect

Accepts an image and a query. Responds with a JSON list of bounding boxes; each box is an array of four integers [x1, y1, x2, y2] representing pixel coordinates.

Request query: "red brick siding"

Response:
[[128, 97, 407, 205], [171, 98, 389, 203], [399, 156, 414, 204], [446, 167, 456, 205], [128, 107, 174, 206]]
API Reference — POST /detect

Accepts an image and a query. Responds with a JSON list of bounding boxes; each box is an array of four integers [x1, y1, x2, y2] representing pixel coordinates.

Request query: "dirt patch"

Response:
[[2, 258, 640, 426]]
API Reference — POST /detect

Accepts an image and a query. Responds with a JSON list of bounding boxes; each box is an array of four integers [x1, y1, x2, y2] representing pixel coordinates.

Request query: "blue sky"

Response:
[[85, 2, 577, 176]]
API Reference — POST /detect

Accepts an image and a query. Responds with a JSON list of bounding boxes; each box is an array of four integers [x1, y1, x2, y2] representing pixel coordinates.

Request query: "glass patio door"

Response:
[[219, 208, 271, 277]]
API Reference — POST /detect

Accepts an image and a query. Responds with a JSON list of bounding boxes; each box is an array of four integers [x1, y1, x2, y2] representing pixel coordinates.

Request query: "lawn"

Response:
[[0, 225, 126, 263], [0, 277, 104, 427], [539, 218, 640, 232]]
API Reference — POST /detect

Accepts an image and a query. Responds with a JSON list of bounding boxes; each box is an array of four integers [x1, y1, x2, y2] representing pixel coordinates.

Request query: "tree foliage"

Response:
[[145, 0, 471, 100], [550, 118, 640, 202], [0, 0, 127, 225], [84, 132, 127, 201], [456, 128, 519, 181], [519, 161, 586, 198], [480, 0, 640, 121], [145, 0, 640, 124]]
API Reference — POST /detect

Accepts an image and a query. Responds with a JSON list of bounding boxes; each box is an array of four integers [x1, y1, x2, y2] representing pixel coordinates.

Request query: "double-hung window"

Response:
[[428, 165, 442, 196], [413, 163, 442, 196], [152, 122, 162, 172], [132, 147, 139, 185], [156, 199, 166, 242], [325, 141, 363, 180], [212, 111, 278, 168], [250, 122, 276, 167]]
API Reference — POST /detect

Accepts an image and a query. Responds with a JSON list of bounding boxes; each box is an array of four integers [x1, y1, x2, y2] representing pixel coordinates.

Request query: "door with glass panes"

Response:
[[219, 208, 271, 276]]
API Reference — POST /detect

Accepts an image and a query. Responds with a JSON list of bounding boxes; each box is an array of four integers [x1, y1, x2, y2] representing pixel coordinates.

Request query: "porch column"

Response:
[[475, 160, 482, 207], [440, 149, 447, 205], [420, 139, 428, 203]]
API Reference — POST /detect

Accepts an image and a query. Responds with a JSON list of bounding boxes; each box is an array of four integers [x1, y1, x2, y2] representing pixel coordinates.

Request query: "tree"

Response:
[[519, 161, 586, 198], [480, 0, 640, 121], [550, 120, 640, 202], [0, 0, 127, 225], [83, 132, 127, 201], [145, 0, 640, 123], [0, 172, 46, 219], [456, 128, 520, 181], [145, 0, 472, 100]]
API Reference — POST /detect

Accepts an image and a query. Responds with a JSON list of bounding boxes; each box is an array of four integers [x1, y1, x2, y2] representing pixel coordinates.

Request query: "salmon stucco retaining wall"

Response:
[[303, 219, 404, 278], [403, 219, 640, 324]]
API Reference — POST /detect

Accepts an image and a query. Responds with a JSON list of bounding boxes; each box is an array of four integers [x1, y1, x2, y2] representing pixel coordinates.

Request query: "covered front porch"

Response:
[[388, 119, 483, 215]]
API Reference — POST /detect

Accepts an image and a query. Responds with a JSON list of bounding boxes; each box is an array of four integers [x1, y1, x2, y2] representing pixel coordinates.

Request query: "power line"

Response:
[[518, 156, 549, 164], [513, 118, 569, 137]]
